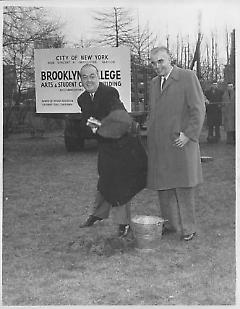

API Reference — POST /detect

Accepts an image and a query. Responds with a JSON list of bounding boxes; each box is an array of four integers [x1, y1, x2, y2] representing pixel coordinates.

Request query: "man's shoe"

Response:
[[183, 232, 196, 241], [79, 215, 103, 228]]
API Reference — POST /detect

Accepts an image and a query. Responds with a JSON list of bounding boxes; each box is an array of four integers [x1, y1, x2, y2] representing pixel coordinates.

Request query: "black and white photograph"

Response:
[[2, 0, 238, 305]]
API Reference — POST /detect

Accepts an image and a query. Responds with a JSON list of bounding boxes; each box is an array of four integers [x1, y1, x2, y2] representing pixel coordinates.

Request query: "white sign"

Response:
[[34, 47, 131, 113]]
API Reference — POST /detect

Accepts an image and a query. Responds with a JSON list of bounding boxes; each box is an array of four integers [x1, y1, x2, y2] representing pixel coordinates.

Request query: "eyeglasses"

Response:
[[81, 74, 98, 81]]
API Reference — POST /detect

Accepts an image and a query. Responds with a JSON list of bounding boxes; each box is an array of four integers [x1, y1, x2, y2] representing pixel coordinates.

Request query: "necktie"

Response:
[[90, 93, 94, 101], [161, 77, 166, 91]]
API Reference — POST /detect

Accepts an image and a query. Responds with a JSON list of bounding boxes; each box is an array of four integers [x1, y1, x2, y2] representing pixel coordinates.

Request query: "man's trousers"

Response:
[[91, 191, 131, 225], [158, 187, 196, 235]]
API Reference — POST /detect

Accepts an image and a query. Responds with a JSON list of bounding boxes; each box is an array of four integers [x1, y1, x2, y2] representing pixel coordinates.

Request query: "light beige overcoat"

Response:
[[147, 66, 206, 190]]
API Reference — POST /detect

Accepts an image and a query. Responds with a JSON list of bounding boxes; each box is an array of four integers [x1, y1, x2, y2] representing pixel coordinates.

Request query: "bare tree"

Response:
[[225, 27, 230, 64], [131, 12, 157, 64], [92, 7, 157, 65], [214, 37, 218, 81], [3, 6, 64, 136], [180, 38, 184, 67], [176, 34, 180, 64], [187, 36, 190, 68], [92, 7, 135, 47], [205, 41, 211, 80], [166, 34, 170, 50], [211, 33, 215, 81], [3, 6, 64, 98], [71, 37, 93, 48]]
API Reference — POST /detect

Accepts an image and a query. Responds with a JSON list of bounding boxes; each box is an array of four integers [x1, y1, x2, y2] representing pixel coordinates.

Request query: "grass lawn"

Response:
[[2, 128, 235, 305]]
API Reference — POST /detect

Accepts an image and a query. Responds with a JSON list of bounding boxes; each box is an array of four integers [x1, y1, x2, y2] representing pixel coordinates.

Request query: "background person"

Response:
[[222, 83, 235, 144], [77, 64, 147, 238], [147, 46, 206, 241], [204, 82, 224, 143]]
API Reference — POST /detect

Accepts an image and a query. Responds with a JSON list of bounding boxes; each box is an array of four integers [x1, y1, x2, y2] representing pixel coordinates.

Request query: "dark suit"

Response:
[[205, 88, 223, 142], [77, 82, 147, 224]]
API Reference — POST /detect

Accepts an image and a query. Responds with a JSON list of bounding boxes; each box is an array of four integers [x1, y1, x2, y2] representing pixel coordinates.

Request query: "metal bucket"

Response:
[[131, 215, 164, 250]]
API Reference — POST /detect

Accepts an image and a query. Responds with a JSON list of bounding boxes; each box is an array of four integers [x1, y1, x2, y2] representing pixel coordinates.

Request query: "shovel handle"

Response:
[[157, 219, 168, 226]]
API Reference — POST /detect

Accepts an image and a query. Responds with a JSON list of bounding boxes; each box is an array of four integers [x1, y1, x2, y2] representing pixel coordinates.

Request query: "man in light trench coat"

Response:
[[147, 46, 206, 241]]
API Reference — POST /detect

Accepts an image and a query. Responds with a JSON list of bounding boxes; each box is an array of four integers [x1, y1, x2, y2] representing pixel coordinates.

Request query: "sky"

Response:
[[43, 0, 240, 64], [1, 0, 239, 64]]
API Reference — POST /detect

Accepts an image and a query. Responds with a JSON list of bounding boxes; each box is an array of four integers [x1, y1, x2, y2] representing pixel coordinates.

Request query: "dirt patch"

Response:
[[66, 234, 137, 257]]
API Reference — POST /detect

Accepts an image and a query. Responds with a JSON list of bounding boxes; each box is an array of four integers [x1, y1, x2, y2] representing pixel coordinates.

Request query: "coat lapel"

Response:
[[92, 83, 101, 104], [153, 77, 162, 107], [91, 83, 103, 113], [161, 65, 180, 94]]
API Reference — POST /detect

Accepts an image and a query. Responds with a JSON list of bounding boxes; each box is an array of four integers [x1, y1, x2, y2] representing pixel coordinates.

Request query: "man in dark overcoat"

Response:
[[205, 82, 224, 143], [78, 64, 147, 237], [147, 46, 205, 241]]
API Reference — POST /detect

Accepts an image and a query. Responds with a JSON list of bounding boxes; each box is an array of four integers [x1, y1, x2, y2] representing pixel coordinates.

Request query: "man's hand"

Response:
[[86, 117, 101, 134], [91, 127, 98, 134], [174, 132, 189, 148], [87, 122, 99, 134]]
